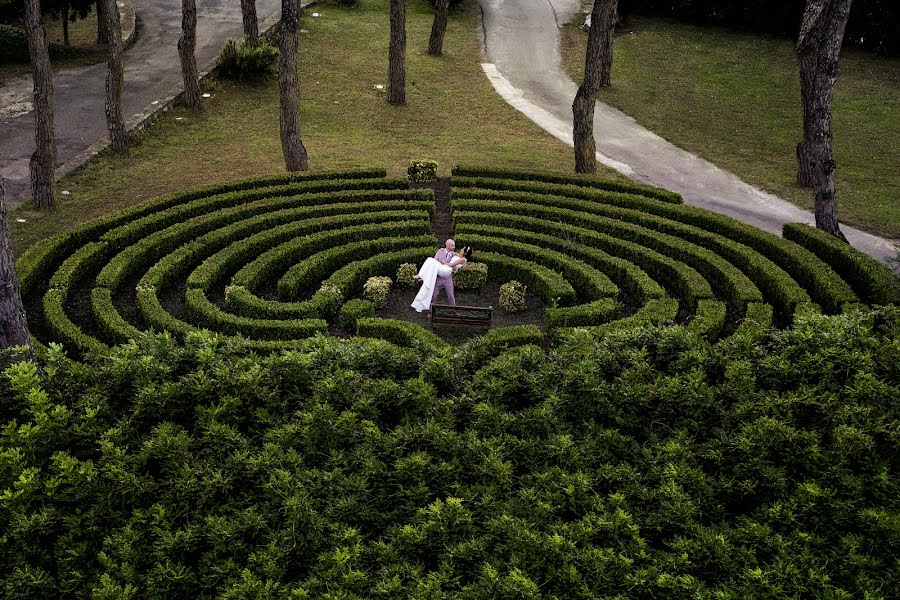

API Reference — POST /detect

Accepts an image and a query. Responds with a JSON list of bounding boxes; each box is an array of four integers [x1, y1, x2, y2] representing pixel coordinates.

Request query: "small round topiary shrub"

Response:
[[339, 299, 374, 331], [408, 160, 438, 183], [396, 263, 418, 287], [454, 262, 488, 290], [363, 276, 392, 308], [499, 280, 527, 313]]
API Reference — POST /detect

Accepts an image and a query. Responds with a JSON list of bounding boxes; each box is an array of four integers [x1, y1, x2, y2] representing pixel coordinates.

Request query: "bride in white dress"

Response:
[[411, 246, 471, 312]]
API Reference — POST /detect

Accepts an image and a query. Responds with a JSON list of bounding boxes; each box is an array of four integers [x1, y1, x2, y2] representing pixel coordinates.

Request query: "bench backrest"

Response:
[[432, 304, 493, 326]]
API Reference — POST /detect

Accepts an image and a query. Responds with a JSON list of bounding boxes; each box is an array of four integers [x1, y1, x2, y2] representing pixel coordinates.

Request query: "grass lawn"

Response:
[[0, 11, 107, 85], [560, 15, 900, 239], [11, 0, 603, 254]]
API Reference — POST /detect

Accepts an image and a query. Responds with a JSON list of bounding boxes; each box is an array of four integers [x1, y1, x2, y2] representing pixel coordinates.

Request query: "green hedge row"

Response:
[[734, 302, 774, 339], [459, 234, 618, 300], [182, 208, 430, 292], [476, 251, 576, 308], [48, 242, 109, 291], [454, 222, 666, 304], [451, 166, 683, 203], [16, 170, 391, 294], [545, 298, 621, 329], [90, 287, 145, 345], [224, 285, 338, 321], [783, 223, 900, 306], [453, 201, 756, 311], [453, 183, 856, 312], [556, 298, 680, 342], [42, 289, 109, 357], [356, 318, 448, 355], [100, 184, 429, 257], [88, 173, 402, 249], [185, 289, 328, 341], [97, 195, 431, 291], [686, 299, 727, 342], [274, 234, 435, 300], [452, 191, 808, 315], [339, 299, 375, 331], [322, 247, 436, 299]]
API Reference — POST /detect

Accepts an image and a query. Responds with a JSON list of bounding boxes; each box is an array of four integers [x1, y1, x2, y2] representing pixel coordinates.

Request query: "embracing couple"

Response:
[[411, 239, 472, 313]]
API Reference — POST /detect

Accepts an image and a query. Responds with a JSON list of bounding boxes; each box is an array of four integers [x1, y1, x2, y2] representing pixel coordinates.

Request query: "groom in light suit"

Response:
[[432, 239, 457, 306]]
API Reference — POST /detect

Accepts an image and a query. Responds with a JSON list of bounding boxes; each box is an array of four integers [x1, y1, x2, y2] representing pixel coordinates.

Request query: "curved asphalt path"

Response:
[[478, 0, 896, 262], [0, 0, 282, 209]]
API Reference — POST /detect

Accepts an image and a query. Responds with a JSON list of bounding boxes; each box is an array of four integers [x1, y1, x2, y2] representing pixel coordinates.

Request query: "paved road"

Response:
[[479, 0, 896, 262], [0, 0, 282, 208]]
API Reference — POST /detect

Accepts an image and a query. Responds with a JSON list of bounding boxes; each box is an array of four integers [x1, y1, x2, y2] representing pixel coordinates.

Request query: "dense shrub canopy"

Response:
[[1, 309, 898, 598]]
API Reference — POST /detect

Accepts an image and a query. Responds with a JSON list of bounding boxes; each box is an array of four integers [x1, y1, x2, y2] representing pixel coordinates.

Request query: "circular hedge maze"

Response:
[[17, 166, 900, 359]]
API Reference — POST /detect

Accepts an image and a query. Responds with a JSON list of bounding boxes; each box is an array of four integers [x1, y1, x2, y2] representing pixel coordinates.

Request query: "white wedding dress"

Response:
[[411, 257, 455, 312]]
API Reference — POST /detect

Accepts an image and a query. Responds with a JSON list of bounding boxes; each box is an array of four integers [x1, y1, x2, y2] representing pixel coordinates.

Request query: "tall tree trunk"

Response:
[[241, 0, 259, 48], [388, 0, 406, 105], [573, 0, 614, 173], [428, 0, 449, 56], [279, 0, 309, 171], [101, 0, 127, 152], [0, 181, 35, 356], [96, 0, 109, 44], [797, 0, 853, 241], [24, 0, 56, 210], [178, 0, 202, 111], [598, 0, 617, 86], [62, 3, 70, 46], [796, 74, 815, 186]]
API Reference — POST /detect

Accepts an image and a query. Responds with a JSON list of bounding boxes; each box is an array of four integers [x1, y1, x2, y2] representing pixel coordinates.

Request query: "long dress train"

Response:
[[411, 257, 453, 312]]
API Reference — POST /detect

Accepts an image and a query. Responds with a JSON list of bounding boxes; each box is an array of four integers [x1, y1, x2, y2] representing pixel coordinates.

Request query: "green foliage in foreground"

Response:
[[1, 310, 898, 598]]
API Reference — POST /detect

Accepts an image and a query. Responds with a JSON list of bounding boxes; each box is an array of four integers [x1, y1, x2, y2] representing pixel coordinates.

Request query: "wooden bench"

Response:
[[431, 304, 493, 328]]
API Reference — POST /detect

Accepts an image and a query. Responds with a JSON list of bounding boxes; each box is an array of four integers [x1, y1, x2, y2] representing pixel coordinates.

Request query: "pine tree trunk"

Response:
[[428, 0, 449, 56], [573, 0, 614, 173], [178, 0, 202, 111], [96, 0, 109, 44], [388, 0, 406, 105], [0, 181, 35, 356], [598, 0, 617, 86], [24, 0, 56, 210], [241, 0, 259, 48], [101, 0, 127, 152], [279, 0, 309, 171], [62, 3, 70, 46], [797, 0, 852, 241], [796, 70, 815, 186]]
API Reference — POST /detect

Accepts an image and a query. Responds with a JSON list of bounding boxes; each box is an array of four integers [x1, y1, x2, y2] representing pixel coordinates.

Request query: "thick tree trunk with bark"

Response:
[[24, 0, 56, 210], [598, 0, 617, 86], [96, 0, 109, 44], [388, 0, 406, 105], [796, 0, 853, 240], [0, 181, 34, 356], [178, 0, 202, 111], [241, 0, 259, 48], [101, 0, 127, 152], [62, 3, 70, 46], [428, 0, 449, 56], [573, 0, 614, 173], [279, 0, 309, 171]]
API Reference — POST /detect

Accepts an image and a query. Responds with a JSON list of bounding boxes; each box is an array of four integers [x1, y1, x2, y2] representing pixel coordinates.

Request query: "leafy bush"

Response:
[[363, 276, 392, 308], [499, 280, 527, 312], [408, 160, 439, 183], [332, 0, 360, 6], [1, 310, 897, 597], [453, 261, 487, 289], [339, 299, 374, 331], [217, 36, 279, 79], [0, 23, 79, 63], [396, 262, 418, 287]]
